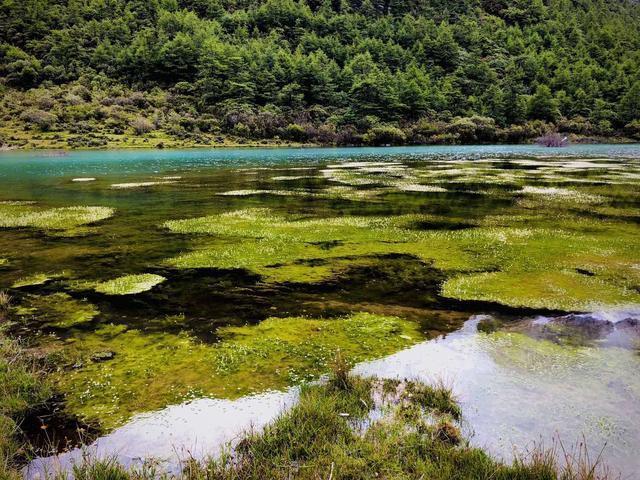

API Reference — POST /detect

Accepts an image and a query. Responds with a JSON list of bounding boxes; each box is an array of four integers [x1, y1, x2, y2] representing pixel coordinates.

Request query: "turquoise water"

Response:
[[1, 144, 639, 181]]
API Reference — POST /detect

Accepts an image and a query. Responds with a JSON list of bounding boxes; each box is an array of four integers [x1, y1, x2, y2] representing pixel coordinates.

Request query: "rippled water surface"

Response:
[[1, 144, 639, 477]]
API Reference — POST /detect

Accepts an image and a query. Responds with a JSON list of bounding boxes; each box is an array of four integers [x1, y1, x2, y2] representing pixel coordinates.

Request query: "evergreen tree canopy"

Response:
[[1, 0, 639, 146]]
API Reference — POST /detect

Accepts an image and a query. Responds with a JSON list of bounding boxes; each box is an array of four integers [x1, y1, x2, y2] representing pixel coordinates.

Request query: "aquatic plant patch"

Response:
[[443, 270, 638, 311], [94, 274, 166, 295], [322, 185, 387, 200], [0, 151, 639, 442], [15, 293, 99, 328], [397, 183, 448, 193], [111, 181, 177, 189], [438, 223, 640, 310], [57, 312, 423, 428], [162, 209, 432, 281], [163, 206, 640, 310], [320, 162, 413, 188], [0, 203, 114, 234], [216, 189, 304, 197], [271, 175, 320, 181], [12, 272, 66, 288], [519, 186, 604, 204]]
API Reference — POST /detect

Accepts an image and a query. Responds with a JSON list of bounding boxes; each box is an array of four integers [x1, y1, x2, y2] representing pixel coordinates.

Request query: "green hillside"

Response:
[[1, 0, 639, 147]]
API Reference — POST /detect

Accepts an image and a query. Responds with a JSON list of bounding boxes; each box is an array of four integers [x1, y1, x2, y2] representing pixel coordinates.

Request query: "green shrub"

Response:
[[445, 116, 497, 143], [624, 120, 640, 139], [131, 117, 154, 135], [413, 118, 445, 136], [363, 125, 406, 145], [557, 117, 593, 135], [283, 123, 308, 141], [19, 109, 57, 131], [428, 132, 460, 144]]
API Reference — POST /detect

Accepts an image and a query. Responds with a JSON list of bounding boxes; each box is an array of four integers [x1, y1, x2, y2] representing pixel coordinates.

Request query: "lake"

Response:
[[1, 144, 638, 478]]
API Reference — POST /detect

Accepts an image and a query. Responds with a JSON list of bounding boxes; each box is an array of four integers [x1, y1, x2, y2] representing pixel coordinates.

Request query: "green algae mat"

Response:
[[0, 146, 638, 429]]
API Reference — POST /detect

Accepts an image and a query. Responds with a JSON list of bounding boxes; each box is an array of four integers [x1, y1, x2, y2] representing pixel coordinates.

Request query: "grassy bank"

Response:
[[0, 125, 313, 151], [1, 123, 636, 152], [0, 293, 52, 479]]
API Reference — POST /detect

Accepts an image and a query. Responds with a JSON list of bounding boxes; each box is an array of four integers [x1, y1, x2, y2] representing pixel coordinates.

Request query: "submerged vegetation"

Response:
[[94, 274, 167, 295], [164, 198, 640, 310], [56, 312, 422, 428], [1, 0, 640, 148], [16, 293, 99, 328], [12, 272, 65, 289], [0, 152, 638, 431], [0, 202, 114, 236]]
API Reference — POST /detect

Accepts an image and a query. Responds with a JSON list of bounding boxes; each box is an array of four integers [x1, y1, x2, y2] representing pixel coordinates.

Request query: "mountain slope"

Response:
[[1, 0, 639, 147]]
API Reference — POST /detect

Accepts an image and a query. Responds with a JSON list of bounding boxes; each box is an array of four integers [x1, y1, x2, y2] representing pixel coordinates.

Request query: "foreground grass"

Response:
[[0, 328, 613, 480], [44, 366, 610, 480], [0, 323, 52, 478]]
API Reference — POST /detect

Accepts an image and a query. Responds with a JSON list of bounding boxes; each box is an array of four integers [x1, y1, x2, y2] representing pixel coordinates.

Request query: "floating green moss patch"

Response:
[[57, 312, 423, 429], [439, 222, 640, 310], [111, 181, 177, 189], [163, 207, 640, 310], [12, 272, 66, 288], [94, 274, 166, 295], [15, 293, 99, 328], [443, 270, 639, 311], [0, 202, 114, 234]]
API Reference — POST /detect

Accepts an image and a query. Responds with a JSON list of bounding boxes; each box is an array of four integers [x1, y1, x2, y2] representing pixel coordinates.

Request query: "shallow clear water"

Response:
[[27, 310, 640, 478], [1, 144, 639, 476], [26, 389, 299, 478], [356, 311, 640, 478], [1, 144, 639, 181]]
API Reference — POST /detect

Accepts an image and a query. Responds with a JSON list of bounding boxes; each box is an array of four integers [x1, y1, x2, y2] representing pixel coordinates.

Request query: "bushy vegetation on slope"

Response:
[[1, 0, 640, 147]]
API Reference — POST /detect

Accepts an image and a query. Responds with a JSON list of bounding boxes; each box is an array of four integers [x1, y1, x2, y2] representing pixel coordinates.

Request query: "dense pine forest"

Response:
[[1, 0, 640, 148]]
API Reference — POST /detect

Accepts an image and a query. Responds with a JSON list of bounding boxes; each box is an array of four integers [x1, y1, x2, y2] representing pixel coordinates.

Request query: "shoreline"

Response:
[[1, 126, 637, 153], [1, 138, 639, 154]]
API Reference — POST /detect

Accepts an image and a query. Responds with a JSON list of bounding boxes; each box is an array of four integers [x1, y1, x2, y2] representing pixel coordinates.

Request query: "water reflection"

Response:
[[355, 310, 640, 478], [26, 390, 298, 478]]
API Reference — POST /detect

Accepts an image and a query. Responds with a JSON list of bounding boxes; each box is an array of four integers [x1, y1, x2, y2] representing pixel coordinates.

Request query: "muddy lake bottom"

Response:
[[0, 144, 638, 477]]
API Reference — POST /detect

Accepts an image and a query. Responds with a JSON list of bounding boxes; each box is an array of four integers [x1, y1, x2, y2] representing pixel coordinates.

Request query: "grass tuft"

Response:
[[0, 292, 11, 312], [0, 332, 52, 478], [328, 350, 352, 391]]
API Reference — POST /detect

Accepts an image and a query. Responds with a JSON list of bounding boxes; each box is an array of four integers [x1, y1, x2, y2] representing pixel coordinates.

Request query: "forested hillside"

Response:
[[1, 0, 640, 148]]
